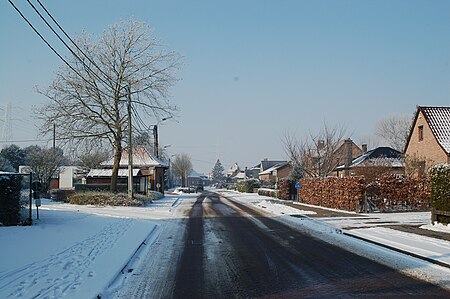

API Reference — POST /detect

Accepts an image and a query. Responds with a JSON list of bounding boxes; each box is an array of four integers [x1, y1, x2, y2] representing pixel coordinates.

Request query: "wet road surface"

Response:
[[172, 191, 450, 298]]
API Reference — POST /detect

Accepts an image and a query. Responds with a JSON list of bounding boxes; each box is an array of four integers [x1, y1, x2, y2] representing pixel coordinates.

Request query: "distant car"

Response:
[[196, 184, 204, 192]]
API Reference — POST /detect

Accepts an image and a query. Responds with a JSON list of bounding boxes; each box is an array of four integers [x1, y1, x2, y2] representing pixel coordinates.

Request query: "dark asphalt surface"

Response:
[[172, 191, 450, 298]]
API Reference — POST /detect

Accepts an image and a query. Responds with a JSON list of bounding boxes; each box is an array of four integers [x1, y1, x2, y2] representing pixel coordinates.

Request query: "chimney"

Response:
[[344, 138, 353, 176], [317, 140, 325, 151], [362, 144, 368, 153]]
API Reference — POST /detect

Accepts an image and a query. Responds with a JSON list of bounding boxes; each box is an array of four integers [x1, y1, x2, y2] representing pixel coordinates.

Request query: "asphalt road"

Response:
[[171, 191, 450, 298]]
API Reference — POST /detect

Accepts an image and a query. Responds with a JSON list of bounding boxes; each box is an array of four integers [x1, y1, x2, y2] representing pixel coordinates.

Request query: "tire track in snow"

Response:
[[0, 218, 133, 298]]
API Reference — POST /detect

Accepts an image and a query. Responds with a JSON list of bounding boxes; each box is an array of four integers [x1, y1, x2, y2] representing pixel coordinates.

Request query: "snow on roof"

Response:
[[101, 146, 168, 168], [87, 169, 141, 177], [259, 162, 289, 175], [233, 171, 247, 179], [227, 162, 240, 175], [260, 160, 286, 172], [420, 106, 450, 154], [188, 170, 205, 178], [337, 147, 404, 170], [0, 171, 18, 175]]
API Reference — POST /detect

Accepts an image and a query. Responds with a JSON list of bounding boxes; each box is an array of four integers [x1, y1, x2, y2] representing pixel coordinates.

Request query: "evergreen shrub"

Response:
[[0, 174, 22, 226], [429, 164, 450, 224], [237, 179, 260, 193]]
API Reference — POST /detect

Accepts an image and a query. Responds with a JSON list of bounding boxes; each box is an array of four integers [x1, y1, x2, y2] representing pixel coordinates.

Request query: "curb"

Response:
[[343, 231, 450, 270], [102, 224, 160, 298]]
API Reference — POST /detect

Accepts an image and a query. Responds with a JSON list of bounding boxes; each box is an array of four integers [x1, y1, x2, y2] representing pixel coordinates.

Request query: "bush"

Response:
[[0, 174, 22, 226], [68, 192, 147, 206], [279, 178, 296, 200], [237, 179, 260, 193], [257, 188, 279, 199], [74, 183, 129, 193], [429, 164, 450, 224], [50, 189, 76, 202]]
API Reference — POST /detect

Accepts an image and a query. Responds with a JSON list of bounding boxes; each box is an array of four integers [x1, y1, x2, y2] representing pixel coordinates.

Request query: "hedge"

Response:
[[293, 174, 430, 213], [50, 189, 76, 202], [258, 188, 279, 199], [68, 192, 148, 206], [0, 174, 22, 226], [236, 179, 260, 193], [429, 164, 450, 224], [74, 183, 129, 193]]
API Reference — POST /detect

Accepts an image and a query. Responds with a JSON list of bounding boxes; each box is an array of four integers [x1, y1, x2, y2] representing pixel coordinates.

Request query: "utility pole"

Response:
[[127, 84, 133, 199], [53, 123, 56, 151], [153, 124, 158, 158]]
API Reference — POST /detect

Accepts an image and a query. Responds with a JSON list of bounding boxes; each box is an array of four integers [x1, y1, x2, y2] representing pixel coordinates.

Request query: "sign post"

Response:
[[294, 183, 301, 202], [34, 192, 41, 220]]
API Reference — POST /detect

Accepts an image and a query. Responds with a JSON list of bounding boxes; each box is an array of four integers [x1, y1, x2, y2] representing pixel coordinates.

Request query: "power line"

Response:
[[0, 138, 51, 144], [26, 0, 113, 89], [7, 0, 115, 100], [35, 0, 113, 81]]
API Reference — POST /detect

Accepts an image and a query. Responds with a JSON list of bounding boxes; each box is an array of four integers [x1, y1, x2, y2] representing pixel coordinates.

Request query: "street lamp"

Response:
[[151, 116, 172, 158]]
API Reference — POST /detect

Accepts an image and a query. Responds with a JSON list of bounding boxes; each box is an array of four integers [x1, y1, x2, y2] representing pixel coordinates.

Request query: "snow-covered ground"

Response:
[[1, 190, 450, 298], [0, 195, 188, 299]]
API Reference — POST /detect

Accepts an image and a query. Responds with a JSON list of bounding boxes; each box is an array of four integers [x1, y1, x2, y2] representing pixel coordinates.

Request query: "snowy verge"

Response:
[[0, 200, 163, 299]]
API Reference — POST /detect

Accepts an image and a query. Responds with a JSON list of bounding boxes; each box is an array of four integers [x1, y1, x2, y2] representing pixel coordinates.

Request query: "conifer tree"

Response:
[[211, 159, 225, 183]]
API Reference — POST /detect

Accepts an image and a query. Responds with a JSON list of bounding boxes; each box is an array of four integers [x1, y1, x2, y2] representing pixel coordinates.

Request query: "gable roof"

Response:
[[259, 162, 290, 175], [309, 138, 361, 158], [351, 147, 403, 168], [87, 168, 141, 177], [260, 160, 286, 172], [406, 106, 450, 155], [227, 162, 240, 176], [337, 147, 404, 170], [101, 146, 168, 168]]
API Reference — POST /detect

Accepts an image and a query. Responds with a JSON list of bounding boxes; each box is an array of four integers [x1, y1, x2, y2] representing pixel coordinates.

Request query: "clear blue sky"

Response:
[[1, 0, 449, 174]]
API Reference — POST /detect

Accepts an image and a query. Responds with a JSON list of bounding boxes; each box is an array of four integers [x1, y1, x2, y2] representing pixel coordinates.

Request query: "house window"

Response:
[[418, 125, 424, 141]]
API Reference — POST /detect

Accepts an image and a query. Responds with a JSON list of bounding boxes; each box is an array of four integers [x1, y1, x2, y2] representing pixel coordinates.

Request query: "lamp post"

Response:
[[148, 117, 172, 193], [151, 116, 173, 158]]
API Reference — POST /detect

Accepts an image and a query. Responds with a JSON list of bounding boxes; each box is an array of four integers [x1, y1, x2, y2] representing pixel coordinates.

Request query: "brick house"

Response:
[[306, 138, 363, 177], [259, 162, 292, 183], [87, 146, 168, 194], [404, 106, 450, 176], [336, 147, 404, 181]]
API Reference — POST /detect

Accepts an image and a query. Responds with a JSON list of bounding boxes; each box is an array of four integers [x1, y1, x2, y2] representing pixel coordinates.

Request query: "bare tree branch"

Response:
[[375, 114, 412, 152], [36, 19, 181, 192]]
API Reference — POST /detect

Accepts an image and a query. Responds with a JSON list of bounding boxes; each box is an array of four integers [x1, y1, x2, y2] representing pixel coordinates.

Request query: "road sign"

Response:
[[295, 183, 301, 189]]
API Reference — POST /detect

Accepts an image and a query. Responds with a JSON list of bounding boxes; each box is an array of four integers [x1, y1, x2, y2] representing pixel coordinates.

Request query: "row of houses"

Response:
[[37, 146, 168, 195], [226, 106, 450, 184], [41, 105, 450, 195]]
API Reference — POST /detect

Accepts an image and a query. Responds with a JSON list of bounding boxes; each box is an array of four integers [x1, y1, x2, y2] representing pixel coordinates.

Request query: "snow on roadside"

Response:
[[348, 227, 450, 265], [0, 196, 184, 299], [256, 200, 316, 216], [421, 222, 450, 234]]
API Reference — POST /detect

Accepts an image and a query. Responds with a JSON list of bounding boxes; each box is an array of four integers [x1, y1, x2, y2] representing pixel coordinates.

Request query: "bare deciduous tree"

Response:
[[375, 114, 412, 152], [38, 19, 181, 192], [78, 149, 110, 170], [283, 124, 348, 178], [171, 153, 192, 187], [26, 147, 65, 194]]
